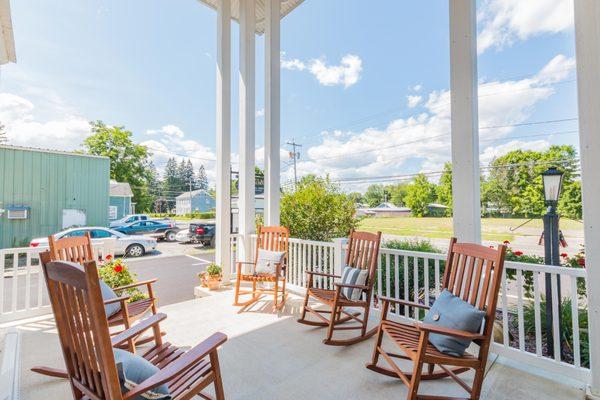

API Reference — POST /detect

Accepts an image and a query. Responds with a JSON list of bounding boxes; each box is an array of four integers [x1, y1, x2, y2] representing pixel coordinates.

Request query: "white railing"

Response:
[[0, 241, 115, 323], [248, 236, 590, 383]]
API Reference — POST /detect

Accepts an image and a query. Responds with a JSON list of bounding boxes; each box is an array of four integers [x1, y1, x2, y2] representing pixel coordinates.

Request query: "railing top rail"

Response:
[[378, 247, 447, 259], [289, 238, 336, 247], [505, 260, 586, 277]]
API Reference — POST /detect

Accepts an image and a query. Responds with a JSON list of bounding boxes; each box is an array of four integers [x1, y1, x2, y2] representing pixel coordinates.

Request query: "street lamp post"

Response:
[[541, 166, 564, 358]]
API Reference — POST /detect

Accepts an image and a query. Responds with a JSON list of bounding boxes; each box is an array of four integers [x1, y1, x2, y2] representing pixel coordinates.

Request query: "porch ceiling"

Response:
[[197, 0, 305, 34]]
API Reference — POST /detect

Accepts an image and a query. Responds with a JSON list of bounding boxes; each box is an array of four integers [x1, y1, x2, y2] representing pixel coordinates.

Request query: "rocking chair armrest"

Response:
[[103, 295, 130, 305], [306, 271, 340, 279], [236, 261, 255, 265], [377, 296, 430, 310], [334, 282, 369, 290], [113, 278, 158, 292], [111, 313, 167, 347], [124, 332, 228, 400], [414, 322, 485, 340]]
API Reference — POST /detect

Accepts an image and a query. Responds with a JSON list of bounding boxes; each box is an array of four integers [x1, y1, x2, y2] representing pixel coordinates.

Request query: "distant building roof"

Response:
[[109, 181, 133, 197], [0, 144, 108, 159], [358, 203, 411, 213], [175, 189, 212, 200], [428, 203, 449, 209]]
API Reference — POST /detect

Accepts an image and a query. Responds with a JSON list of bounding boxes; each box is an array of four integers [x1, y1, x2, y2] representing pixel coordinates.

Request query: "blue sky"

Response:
[[0, 0, 579, 190]]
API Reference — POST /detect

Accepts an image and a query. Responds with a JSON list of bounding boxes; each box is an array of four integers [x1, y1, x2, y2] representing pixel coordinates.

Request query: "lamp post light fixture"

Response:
[[541, 166, 564, 358]]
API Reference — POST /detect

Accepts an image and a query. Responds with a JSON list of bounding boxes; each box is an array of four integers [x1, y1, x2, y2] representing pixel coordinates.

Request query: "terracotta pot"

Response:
[[206, 275, 222, 290]]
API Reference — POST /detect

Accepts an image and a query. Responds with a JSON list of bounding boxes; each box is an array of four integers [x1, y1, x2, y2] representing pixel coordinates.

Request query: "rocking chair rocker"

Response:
[[366, 238, 507, 400], [297, 229, 382, 346]]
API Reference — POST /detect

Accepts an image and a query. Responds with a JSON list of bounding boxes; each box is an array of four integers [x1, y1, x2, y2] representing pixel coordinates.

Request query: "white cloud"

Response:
[[256, 108, 265, 117], [0, 92, 91, 151], [407, 95, 422, 108], [480, 139, 550, 165], [288, 54, 575, 189], [281, 53, 363, 88], [140, 125, 217, 182], [478, 0, 574, 54], [410, 84, 422, 92]]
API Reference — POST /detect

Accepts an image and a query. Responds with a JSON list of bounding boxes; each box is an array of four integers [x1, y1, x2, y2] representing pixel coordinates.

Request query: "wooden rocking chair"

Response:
[[42, 258, 227, 400], [297, 229, 382, 346], [234, 226, 289, 310], [366, 238, 507, 400], [32, 233, 160, 379]]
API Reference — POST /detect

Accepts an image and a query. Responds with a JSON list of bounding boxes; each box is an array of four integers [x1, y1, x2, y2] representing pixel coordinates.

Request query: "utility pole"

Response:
[[286, 139, 302, 190]]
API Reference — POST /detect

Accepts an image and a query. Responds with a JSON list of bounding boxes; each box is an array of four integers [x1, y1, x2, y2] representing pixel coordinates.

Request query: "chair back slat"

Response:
[[49, 232, 95, 264], [255, 226, 290, 261], [42, 258, 122, 399], [344, 229, 382, 287], [442, 238, 506, 339]]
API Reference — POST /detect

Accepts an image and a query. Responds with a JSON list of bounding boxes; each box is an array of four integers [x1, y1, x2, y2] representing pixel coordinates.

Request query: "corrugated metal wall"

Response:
[[0, 146, 110, 248]]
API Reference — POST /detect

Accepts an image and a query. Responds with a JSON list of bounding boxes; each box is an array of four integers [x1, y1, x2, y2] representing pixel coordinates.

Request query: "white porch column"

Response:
[[264, 0, 281, 226], [215, 0, 232, 280], [449, 0, 481, 243], [574, 1, 600, 396], [238, 0, 256, 262]]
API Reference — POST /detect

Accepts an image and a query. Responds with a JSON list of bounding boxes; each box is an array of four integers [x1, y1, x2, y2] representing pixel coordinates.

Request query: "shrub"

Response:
[[375, 239, 445, 315], [206, 263, 222, 277], [521, 297, 589, 367], [98, 256, 146, 302], [280, 175, 358, 241]]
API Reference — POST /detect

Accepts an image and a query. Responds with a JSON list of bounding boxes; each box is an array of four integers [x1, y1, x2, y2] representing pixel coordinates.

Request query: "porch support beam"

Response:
[[215, 0, 232, 280], [238, 0, 256, 262], [264, 0, 281, 226], [574, 1, 600, 396], [448, 0, 481, 243]]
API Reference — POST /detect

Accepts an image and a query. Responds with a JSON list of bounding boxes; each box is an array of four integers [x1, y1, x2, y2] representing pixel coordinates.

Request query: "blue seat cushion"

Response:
[[100, 280, 122, 318], [340, 266, 368, 301], [423, 289, 486, 357], [114, 348, 171, 399]]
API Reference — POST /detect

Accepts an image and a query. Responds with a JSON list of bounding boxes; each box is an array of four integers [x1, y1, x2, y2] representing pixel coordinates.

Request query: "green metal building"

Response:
[[0, 145, 110, 249]]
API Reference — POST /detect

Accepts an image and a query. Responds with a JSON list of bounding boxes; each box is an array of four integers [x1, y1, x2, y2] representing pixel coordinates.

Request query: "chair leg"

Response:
[[209, 350, 225, 400], [273, 280, 279, 309], [362, 304, 371, 337], [298, 289, 310, 322], [368, 322, 385, 367], [325, 304, 339, 343], [407, 357, 424, 400], [470, 367, 485, 400], [234, 276, 241, 305]]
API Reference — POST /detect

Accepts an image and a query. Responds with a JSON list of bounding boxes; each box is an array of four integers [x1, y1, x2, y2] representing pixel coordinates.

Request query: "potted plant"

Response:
[[204, 263, 222, 290]]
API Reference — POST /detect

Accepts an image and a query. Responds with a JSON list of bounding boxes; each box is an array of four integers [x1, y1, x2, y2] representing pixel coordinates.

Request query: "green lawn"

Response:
[[357, 217, 584, 242]]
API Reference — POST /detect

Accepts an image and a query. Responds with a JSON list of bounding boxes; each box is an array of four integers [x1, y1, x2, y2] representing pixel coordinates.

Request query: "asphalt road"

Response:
[[126, 253, 215, 306]]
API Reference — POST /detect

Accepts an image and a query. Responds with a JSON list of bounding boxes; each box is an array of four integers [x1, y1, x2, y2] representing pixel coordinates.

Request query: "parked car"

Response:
[[29, 227, 157, 257], [184, 222, 215, 247], [109, 213, 150, 228], [113, 220, 181, 242]]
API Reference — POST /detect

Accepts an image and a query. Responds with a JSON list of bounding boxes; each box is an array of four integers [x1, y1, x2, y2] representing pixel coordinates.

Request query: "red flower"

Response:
[[514, 251, 523, 256], [106, 254, 113, 261], [561, 253, 568, 258], [114, 265, 123, 273], [577, 258, 585, 267], [503, 240, 510, 245]]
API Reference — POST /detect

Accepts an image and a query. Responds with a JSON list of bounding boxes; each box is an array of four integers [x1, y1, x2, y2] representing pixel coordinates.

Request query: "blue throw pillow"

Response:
[[100, 280, 121, 318], [114, 348, 171, 400], [423, 289, 486, 357], [340, 266, 368, 301]]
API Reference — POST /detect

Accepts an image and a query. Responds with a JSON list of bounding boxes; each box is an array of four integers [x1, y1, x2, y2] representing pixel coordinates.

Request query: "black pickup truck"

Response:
[[187, 222, 216, 247]]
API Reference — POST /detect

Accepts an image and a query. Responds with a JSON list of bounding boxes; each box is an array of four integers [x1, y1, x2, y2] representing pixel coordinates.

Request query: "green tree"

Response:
[[83, 121, 155, 212], [162, 158, 181, 210], [196, 165, 209, 191], [436, 162, 453, 215], [347, 192, 364, 205], [364, 184, 389, 207], [559, 180, 582, 219], [482, 145, 579, 217], [404, 174, 436, 217], [280, 175, 357, 241], [388, 183, 409, 207]]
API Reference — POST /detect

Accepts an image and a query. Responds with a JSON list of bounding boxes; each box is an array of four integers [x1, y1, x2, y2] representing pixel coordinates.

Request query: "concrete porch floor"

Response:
[[17, 289, 586, 399]]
